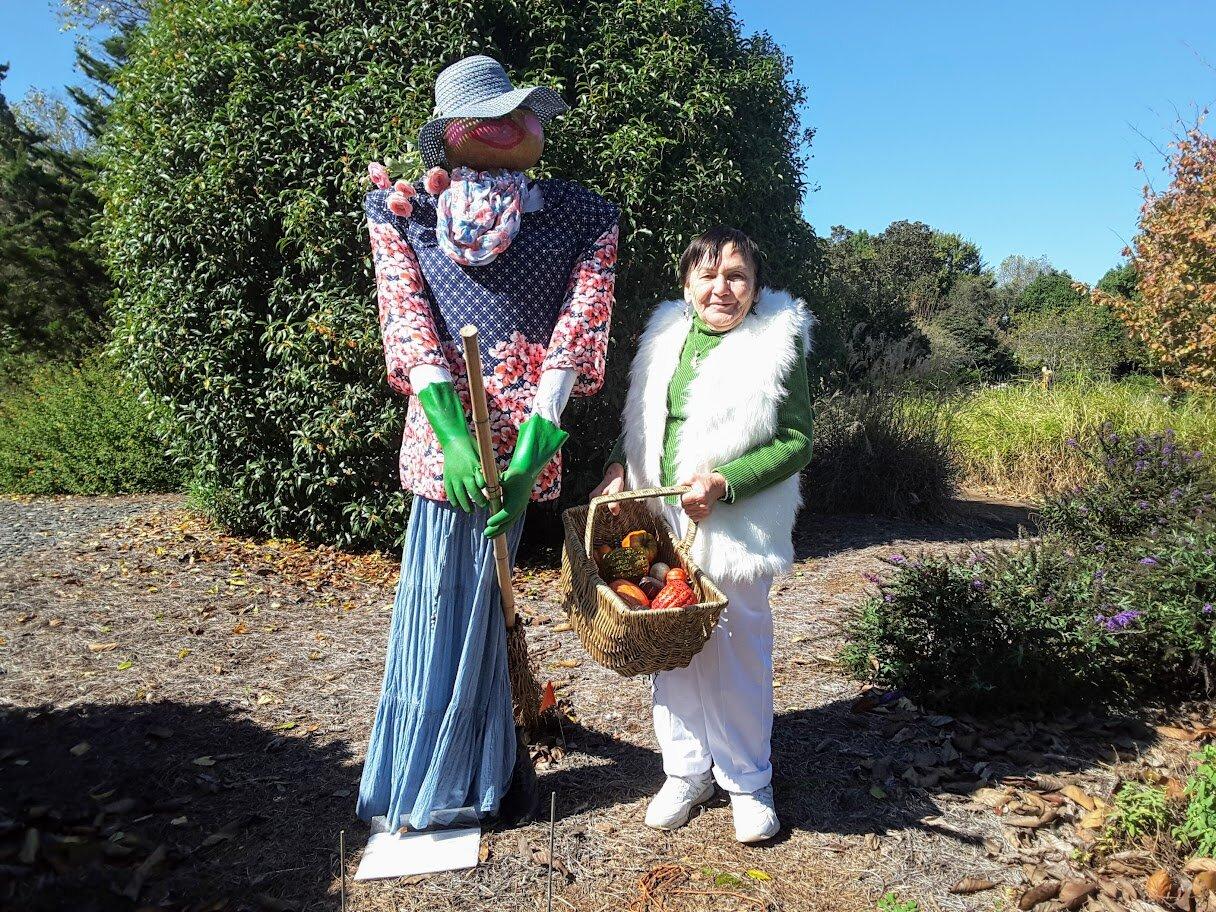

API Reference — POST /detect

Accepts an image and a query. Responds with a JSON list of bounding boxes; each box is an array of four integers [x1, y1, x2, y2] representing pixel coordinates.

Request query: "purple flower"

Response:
[[863, 572, 881, 584], [971, 579, 987, 591], [883, 593, 894, 603], [1043, 596, 1056, 605], [1134, 460, 1148, 473], [888, 554, 907, 565], [1066, 437, 1079, 449], [1093, 568, 1106, 581], [1204, 603, 1214, 615], [1136, 500, 1150, 511], [1098, 610, 1141, 631], [1139, 557, 1159, 567]]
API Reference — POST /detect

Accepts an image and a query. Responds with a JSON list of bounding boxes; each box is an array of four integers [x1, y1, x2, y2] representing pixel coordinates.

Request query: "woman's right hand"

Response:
[[590, 463, 626, 516]]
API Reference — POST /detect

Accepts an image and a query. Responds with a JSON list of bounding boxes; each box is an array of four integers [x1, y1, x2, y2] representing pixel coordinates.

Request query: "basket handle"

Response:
[[585, 485, 697, 559]]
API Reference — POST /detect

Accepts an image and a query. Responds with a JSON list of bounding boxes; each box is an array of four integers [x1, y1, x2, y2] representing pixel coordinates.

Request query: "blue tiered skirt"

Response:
[[357, 496, 526, 831]]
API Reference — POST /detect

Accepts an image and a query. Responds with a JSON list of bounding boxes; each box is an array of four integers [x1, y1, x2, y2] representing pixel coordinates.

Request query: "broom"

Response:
[[458, 325, 542, 735]]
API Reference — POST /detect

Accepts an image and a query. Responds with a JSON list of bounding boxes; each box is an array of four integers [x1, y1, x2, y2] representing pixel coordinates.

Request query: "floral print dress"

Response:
[[366, 179, 620, 502]]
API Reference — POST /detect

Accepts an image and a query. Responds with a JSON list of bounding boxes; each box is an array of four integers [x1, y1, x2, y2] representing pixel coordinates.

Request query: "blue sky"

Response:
[[3, 2, 1214, 283]]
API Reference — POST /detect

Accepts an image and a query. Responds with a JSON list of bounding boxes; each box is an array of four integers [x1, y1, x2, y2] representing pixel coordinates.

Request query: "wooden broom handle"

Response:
[[459, 325, 516, 628]]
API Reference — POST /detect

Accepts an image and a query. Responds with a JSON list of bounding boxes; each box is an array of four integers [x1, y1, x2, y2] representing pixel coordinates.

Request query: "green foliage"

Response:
[[1012, 270, 1087, 314], [1176, 745, 1216, 858], [0, 352, 181, 494], [920, 274, 1016, 383], [0, 65, 108, 354], [1097, 263, 1138, 301], [802, 390, 958, 519], [98, 0, 820, 548], [876, 893, 919, 912], [1108, 782, 1169, 843], [1006, 303, 1140, 376]]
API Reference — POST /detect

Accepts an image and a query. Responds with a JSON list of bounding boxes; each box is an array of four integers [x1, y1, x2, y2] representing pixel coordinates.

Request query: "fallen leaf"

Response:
[[69, 741, 90, 757], [88, 642, 118, 653], [551, 623, 572, 633], [192, 756, 216, 767], [117, 659, 133, 670], [539, 681, 557, 713], [554, 659, 581, 669], [1187, 859, 1216, 875], [1080, 807, 1112, 829], [232, 621, 250, 635], [869, 785, 887, 799], [1147, 869, 1175, 902], [18, 829, 38, 864], [1193, 870, 1216, 900], [951, 876, 997, 894], [1060, 785, 1097, 811], [746, 869, 771, 881], [1018, 880, 1061, 910], [1059, 879, 1098, 910], [122, 843, 166, 900]]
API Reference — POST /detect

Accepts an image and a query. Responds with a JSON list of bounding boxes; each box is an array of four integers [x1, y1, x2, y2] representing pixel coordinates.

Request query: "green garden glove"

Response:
[[417, 381, 487, 514], [483, 414, 569, 539]]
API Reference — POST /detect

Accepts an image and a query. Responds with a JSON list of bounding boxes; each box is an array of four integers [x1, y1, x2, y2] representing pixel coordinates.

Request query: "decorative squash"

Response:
[[665, 567, 690, 584], [600, 547, 650, 582], [648, 561, 671, 581], [609, 579, 650, 609], [636, 575, 664, 600], [621, 530, 659, 564], [652, 580, 696, 611]]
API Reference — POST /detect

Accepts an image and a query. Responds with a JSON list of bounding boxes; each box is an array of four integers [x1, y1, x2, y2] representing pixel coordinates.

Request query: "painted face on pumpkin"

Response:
[[443, 108, 544, 171]]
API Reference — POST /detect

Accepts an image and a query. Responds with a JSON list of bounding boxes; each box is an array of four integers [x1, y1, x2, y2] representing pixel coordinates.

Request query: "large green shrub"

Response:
[[0, 352, 180, 494], [97, 0, 820, 549]]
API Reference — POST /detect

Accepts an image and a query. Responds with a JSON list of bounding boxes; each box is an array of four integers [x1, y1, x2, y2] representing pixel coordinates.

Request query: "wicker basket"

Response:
[[559, 486, 728, 677]]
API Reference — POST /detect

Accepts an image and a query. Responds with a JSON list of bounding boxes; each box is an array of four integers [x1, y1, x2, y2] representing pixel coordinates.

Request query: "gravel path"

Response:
[[0, 493, 183, 568]]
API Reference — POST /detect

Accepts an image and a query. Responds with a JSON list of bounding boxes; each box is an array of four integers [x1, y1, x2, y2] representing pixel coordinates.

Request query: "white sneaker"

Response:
[[645, 773, 715, 830], [730, 785, 780, 843]]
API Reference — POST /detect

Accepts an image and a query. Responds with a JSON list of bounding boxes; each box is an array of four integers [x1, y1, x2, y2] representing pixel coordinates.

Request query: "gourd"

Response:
[[652, 579, 696, 611], [636, 576, 664, 600], [648, 561, 671, 581], [600, 546, 650, 581], [621, 530, 659, 565], [609, 579, 650, 609], [665, 568, 690, 584]]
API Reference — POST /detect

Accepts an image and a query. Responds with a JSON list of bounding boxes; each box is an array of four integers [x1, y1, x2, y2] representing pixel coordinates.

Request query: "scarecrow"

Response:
[[357, 56, 619, 832]]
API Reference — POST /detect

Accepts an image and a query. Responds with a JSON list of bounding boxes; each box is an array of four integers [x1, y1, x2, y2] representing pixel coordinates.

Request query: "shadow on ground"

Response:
[[539, 695, 1155, 847], [793, 497, 1039, 561], [1, 700, 363, 911]]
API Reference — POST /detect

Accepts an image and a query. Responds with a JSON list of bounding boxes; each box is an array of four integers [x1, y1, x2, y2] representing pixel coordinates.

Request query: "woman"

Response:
[[593, 226, 813, 843]]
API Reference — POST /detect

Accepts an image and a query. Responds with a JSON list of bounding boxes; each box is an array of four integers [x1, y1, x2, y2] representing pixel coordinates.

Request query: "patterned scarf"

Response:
[[435, 167, 527, 267]]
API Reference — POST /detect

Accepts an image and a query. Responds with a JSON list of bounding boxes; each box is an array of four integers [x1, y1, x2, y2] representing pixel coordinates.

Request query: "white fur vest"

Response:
[[620, 287, 815, 583]]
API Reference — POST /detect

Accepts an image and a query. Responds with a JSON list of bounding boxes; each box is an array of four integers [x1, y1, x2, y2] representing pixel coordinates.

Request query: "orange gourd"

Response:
[[609, 578, 651, 609], [652, 580, 695, 610]]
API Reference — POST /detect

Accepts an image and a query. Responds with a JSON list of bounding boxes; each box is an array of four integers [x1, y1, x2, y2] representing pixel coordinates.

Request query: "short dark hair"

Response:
[[678, 226, 765, 291]]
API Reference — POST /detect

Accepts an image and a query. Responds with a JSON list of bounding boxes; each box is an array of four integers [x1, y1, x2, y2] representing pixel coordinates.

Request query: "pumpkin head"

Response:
[[443, 108, 544, 171]]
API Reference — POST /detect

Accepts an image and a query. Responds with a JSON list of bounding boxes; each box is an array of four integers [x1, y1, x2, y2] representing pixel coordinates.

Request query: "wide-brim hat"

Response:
[[418, 55, 568, 169]]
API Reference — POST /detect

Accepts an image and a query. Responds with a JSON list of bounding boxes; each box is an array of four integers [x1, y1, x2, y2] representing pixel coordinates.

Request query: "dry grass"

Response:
[[941, 377, 1216, 498]]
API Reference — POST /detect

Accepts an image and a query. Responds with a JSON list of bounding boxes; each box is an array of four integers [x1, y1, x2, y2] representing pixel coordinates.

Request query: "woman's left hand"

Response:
[[678, 472, 727, 522]]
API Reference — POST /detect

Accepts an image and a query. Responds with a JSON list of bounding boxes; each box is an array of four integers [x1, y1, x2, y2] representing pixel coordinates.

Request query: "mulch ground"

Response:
[[0, 493, 1204, 912]]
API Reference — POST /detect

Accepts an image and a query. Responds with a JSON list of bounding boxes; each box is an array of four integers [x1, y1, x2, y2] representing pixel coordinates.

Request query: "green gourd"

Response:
[[600, 547, 650, 581]]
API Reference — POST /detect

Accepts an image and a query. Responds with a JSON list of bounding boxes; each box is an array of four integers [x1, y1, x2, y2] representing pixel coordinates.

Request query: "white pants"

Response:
[[652, 502, 775, 795]]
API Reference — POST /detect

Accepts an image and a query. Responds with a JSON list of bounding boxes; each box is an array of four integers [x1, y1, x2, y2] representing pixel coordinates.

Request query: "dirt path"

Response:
[[2, 494, 1160, 911]]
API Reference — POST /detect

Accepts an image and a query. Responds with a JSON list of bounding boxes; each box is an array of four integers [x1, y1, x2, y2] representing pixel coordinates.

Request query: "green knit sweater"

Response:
[[606, 314, 813, 502]]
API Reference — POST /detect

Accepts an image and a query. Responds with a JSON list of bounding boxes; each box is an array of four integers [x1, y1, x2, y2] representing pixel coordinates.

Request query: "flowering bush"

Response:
[[846, 430, 1216, 712], [1037, 423, 1213, 547]]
